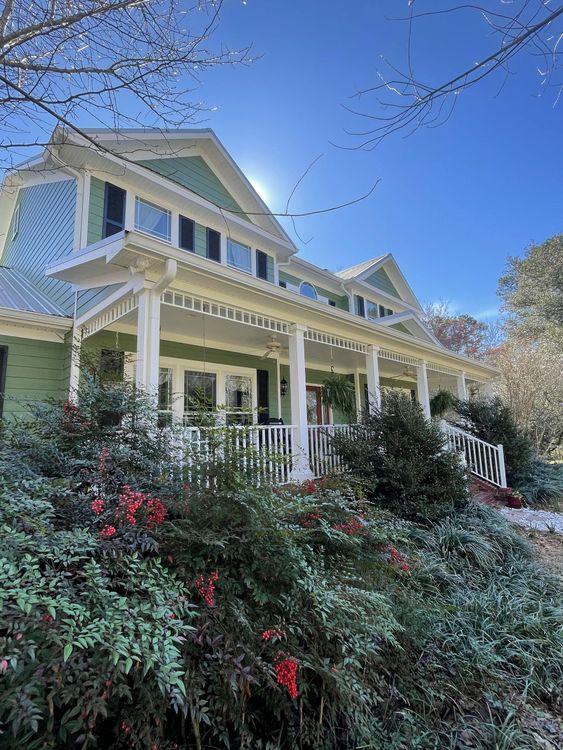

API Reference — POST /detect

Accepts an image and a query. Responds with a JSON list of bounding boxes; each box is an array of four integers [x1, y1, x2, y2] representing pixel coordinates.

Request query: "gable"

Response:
[[364, 267, 400, 298], [390, 322, 412, 336], [138, 155, 250, 222]]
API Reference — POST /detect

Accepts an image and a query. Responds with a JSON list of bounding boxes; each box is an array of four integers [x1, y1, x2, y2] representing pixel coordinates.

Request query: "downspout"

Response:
[[152, 257, 178, 295]]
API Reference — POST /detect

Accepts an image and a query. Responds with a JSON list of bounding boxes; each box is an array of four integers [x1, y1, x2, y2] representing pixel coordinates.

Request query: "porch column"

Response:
[[353, 368, 363, 418], [417, 360, 431, 420], [136, 289, 161, 398], [365, 345, 381, 413], [68, 325, 81, 399], [456, 371, 467, 400], [288, 323, 312, 480]]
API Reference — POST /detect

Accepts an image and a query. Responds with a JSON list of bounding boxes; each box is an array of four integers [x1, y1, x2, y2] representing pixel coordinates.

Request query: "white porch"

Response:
[[69, 278, 504, 486]]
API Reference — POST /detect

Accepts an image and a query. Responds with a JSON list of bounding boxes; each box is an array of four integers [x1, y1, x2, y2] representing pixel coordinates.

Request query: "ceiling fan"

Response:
[[260, 335, 287, 359], [389, 366, 417, 381]]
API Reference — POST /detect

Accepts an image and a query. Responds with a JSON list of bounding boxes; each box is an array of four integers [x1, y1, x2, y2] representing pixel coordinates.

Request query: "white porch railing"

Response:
[[175, 421, 507, 489], [441, 422, 507, 488], [308, 424, 363, 478], [180, 424, 294, 486]]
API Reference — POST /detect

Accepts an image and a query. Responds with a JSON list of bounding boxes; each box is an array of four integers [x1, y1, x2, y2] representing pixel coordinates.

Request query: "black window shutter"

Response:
[[328, 299, 336, 307], [179, 216, 195, 252], [0, 346, 7, 419], [207, 228, 221, 262], [103, 183, 126, 238], [379, 304, 386, 318], [279, 280, 287, 289], [356, 295, 365, 317], [257, 369, 269, 424], [256, 250, 268, 280]]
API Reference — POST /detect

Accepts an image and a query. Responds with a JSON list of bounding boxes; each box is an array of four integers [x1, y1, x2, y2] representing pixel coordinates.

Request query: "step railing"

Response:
[[441, 421, 507, 488]]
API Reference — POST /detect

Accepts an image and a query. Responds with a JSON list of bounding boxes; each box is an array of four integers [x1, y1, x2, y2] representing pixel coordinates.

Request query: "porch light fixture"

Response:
[[280, 377, 288, 397]]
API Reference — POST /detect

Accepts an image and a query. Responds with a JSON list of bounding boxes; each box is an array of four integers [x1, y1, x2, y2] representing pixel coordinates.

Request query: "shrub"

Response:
[[332, 390, 469, 522], [512, 459, 563, 507], [454, 396, 533, 479]]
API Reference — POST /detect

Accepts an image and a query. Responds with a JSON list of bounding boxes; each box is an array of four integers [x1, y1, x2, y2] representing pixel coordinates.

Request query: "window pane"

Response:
[[184, 371, 216, 413], [300, 282, 317, 300], [158, 368, 173, 411], [135, 197, 171, 241], [366, 301, 379, 320], [227, 240, 252, 272], [225, 374, 252, 412]]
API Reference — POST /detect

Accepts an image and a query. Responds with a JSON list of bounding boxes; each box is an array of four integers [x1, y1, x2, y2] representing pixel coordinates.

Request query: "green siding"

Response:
[[278, 272, 348, 310], [279, 365, 354, 425], [87, 176, 105, 245], [266, 255, 275, 283], [2, 180, 77, 314], [0, 334, 67, 418], [139, 156, 250, 221], [194, 223, 207, 257], [390, 322, 412, 335], [84, 332, 280, 420], [364, 267, 400, 298]]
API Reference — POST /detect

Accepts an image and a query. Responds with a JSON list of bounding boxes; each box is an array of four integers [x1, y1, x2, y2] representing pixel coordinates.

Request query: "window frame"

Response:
[[227, 238, 252, 274], [299, 281, 318, 301], [11, 204, 20, 240], [134, 196, 172, 242]]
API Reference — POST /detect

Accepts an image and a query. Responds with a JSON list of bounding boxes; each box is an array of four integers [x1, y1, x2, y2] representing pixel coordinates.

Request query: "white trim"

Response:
[[0, 308, 72, 330]]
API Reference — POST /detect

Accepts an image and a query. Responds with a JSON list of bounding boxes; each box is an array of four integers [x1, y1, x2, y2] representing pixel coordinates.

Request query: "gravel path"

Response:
[[500, 506, 563, 533]]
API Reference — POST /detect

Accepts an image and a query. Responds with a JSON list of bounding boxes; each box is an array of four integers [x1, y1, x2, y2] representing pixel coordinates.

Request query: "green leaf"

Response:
[[63, 643, 73, 661]]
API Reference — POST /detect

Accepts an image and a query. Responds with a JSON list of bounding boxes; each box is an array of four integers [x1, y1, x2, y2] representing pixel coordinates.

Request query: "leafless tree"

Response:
[[345, 1, 563, 149], [0, 0, 251, 168]]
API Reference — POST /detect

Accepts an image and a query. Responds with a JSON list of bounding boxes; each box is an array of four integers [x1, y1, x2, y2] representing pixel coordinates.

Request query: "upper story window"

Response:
[[103, 183, 126, 238], [227, 239, 252, 273], [11, 203, 20, 240], [300, 282, 317, 300], [366, 300, 379, 320], [135, 197, 171, 242]]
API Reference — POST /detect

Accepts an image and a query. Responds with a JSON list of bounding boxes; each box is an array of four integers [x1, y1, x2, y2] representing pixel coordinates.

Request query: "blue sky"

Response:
[[190, 0, 562, 319]]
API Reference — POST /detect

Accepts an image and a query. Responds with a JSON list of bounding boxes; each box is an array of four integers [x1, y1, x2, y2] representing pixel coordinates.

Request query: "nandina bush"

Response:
[[332, 390, 469, 522]]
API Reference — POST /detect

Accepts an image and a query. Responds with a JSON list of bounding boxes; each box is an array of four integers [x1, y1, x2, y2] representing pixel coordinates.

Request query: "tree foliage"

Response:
[[423, 301, 491, 358], [499, 234, 563, 342]]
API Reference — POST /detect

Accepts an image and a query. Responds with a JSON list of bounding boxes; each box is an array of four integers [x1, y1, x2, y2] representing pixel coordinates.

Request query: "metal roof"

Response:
[[0, 266, 67, 317], [335, 255, 387, 280]]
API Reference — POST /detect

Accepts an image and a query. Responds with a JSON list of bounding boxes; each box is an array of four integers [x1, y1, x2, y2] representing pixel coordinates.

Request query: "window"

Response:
[[299, 282, 317, 300], [256, 249, 269, 280], [11, 204, 20, 240], [184, 370, 217, 415], [206, 228, 221, 262], [0, 346, 7, 419], [387, 308, 394, 316], [279, 280, 287, 289], [355, 295, 365, 317], [135, 197, 171, 241], [225, 373, 253, 425], [179, 216, 195, 252], [103, 183, 126, 238], [328, 300, 336, 307], [366, 301, 379, 320], [227, 239, 252, 273]]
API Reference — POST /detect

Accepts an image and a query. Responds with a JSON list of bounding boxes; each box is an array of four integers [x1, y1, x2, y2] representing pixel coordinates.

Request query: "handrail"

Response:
[[441, 421, 507, 488]]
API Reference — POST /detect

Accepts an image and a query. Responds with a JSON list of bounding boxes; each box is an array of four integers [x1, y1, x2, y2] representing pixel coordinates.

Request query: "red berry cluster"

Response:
[[116, 485, 167, 527], [91, 497, 105, 515], [195, 571, 219, 606], [388, 547, 410, 572], [62, 400, 89, 432], [101, 525, 116, 538], [302, 510, 321, 528], [303, 479, 317, 495], [262, 628, 286, 641], [41, 613, 54, 624], [332, 513, 365, 535], [274, 655, 299, 699]]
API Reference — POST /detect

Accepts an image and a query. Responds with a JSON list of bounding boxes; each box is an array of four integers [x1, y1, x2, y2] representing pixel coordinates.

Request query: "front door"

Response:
[[306, 385, 329, 425]]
